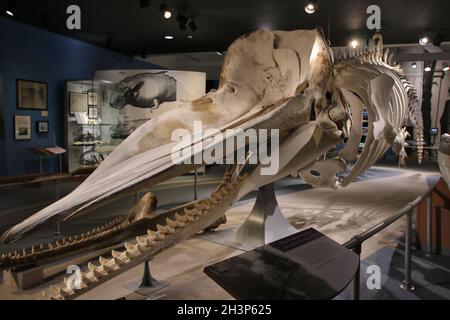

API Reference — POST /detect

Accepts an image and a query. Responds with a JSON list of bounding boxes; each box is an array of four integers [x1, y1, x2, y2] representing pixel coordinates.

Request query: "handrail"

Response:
[[341, 186, 435, 299], [343, 188, 432, 250]]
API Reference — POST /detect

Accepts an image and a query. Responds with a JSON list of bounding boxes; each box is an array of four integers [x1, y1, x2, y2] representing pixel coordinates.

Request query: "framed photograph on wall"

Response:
[[88, 107, 98, 119], [69, 92, 88, 113], [17, 79, 48, 110], [36, 121, 49, 133], [14, 114, 31, 140], [87, 90, 98, 106]]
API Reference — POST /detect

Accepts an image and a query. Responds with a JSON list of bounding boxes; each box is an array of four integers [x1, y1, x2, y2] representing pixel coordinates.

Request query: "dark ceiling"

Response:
[[2, 0, 450, 55]]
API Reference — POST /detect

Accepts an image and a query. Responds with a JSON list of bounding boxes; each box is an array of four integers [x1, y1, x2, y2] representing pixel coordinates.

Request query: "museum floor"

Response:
[[0, 162, 449, 300]]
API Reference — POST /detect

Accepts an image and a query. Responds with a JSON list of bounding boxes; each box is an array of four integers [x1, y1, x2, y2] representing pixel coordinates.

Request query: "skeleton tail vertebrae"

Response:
[[41, 171, 245, 300], [335, 34, 424, 163]]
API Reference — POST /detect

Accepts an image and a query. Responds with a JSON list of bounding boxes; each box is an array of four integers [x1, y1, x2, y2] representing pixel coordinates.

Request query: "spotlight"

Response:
[[216, 51, 223, 56], [159, 4, 172, 19], [164, 35, 174, 40], [5, 0, 15, 16], [412, 62, 417, 69], [419, 36, 429, 46], [443, 63, 450, 72], [424, 65, 432, 72], [139, 0, 150, 8], [350, 39, 359, 49], [188, 19, 197, 32], [305, 1, 317, 14]]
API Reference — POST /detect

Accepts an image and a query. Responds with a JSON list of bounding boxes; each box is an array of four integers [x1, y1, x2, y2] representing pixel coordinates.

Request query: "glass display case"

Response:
[[65, 80, 120, 173]]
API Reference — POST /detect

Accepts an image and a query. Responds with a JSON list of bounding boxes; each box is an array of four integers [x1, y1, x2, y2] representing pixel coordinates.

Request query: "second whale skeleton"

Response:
[[0, 29, 425, 299]]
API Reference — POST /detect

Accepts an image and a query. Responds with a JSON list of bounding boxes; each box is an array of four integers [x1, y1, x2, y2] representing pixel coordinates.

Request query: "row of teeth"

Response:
[[0, 218, 124, 263], [41, 180, 240, 300]]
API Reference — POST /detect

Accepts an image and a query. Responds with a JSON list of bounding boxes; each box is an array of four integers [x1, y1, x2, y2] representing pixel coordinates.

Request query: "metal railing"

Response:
[[342, 188, 434, 300]]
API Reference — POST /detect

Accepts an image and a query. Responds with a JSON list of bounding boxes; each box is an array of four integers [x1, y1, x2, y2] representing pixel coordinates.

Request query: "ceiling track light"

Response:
[[159, 4, 172, 19], [5, 0, 16, 16], [139, 0, 150, 8], [412, 62, 417, 69], [443, 63, 450, 72], [164, 35, 174, 40], [424, 65, 432, 72], [305, 1, 318, 14], [419, 35, 430, 46]]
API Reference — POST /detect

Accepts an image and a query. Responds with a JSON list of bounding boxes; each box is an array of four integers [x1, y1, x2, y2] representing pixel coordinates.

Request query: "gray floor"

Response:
[[0, 162, 448, 300]]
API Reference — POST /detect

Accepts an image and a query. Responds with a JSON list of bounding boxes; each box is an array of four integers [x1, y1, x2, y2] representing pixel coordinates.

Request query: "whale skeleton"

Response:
[[0, 29, 425, 300]]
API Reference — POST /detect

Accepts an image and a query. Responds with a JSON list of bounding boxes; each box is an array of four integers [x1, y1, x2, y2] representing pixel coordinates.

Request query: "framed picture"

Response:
[[36, 121, 49, 133], [17, 79, 48, 110], [14, 115, 31, 140], [88, 107, 98, 119], [69, 92, 88, 113], [87, 90, 98, 106]]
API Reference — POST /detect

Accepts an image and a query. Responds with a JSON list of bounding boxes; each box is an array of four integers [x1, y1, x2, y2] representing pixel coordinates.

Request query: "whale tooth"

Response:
[[165, 218, 179, 228], [60, 287, 75, 297], [88, 262, 99, 272], [147, 229, 164, 241], [98, 256, 109, 266], [111, 250, 123, 259], [85, 271, 100, 282], [157, 224, 175, 234], [136, 235, 148, 242], [175, 212, 186, 222], [220, 186, 229, 194], [124, 242, 136, 251]]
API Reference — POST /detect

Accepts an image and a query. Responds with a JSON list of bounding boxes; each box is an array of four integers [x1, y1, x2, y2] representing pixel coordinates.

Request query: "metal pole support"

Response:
[[54, 221, 61, 236], [400, 210, 415, 291], [194, 168, 198, 201], [426, 196, 433, 256], [352, 242, 361, 300], [139, 260, 159, 288]]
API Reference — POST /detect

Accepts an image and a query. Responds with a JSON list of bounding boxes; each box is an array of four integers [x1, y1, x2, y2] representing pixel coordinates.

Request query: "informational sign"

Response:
[[204, 228, 359, 300]]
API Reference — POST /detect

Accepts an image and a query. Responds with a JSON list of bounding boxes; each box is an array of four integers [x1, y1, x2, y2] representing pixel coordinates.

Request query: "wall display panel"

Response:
[[16, 79, 48, 110], [65, 70, 205, 173], [14, 114, 31, 141], [94, 69, 206, 140]]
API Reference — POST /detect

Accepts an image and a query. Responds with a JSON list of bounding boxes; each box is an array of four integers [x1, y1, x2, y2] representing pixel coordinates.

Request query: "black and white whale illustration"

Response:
[[109, 72, 177, 110]]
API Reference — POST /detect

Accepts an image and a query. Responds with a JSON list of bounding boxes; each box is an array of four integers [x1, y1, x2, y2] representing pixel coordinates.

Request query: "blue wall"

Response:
[[0, 17, 158, 176]]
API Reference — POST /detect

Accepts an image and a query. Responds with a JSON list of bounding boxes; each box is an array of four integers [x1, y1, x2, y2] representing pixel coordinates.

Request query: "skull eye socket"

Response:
[[325, 91, 332, 102], [310, 170, 321, 177]]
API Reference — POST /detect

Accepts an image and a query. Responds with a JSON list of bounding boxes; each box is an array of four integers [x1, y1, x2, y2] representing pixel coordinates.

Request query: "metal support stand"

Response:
[[234, 183, 297, 249], [351, 242, 361, 300], [54, 221, 61, 236], [194, 168, 198, 201], [426, 196, 433, 256], [139, 260, 159, 288], [400, 210, 416, 291]]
